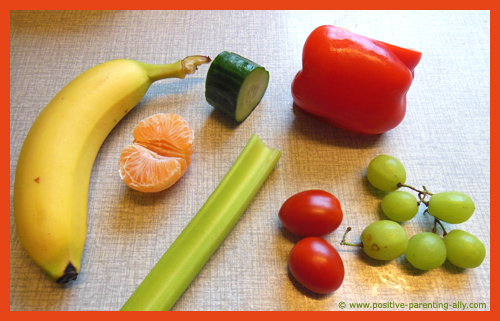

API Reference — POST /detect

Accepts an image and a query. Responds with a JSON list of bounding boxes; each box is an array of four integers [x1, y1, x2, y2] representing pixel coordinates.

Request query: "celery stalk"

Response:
[[120, 134, 281, 311]]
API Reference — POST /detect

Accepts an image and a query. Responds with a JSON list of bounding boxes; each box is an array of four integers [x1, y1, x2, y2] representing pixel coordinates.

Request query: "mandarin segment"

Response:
[[133, 113, 194, 151], [119, 113, 194, 192], [133, 141, 194, 166]]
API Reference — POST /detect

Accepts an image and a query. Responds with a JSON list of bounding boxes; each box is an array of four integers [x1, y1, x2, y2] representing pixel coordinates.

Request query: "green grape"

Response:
[[360, 220, 408, 260], [444, 230, 486, 268], [381, 191, 419, 222], [405, 232, 447, 270], [428, 191, 475, 224], [367, 155, 406, 192]]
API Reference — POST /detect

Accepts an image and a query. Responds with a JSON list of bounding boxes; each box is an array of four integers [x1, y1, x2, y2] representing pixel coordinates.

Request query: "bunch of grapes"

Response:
[[341, 155, 486, 271]]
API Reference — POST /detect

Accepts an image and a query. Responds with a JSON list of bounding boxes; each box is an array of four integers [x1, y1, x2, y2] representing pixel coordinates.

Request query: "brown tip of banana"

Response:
[[56, 263, 78, 284], [181, 55, 212, 75]]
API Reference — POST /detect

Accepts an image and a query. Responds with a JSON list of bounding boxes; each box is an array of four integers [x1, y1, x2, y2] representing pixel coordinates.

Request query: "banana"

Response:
[[14, 56, 211, 283]]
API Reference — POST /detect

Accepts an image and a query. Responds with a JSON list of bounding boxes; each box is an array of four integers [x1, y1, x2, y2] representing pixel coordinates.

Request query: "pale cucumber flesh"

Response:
[[235, 68, 269, 121]]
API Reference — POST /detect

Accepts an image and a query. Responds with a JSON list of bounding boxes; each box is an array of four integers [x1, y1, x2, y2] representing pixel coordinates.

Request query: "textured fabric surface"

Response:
[[10, 10, 490, 311]]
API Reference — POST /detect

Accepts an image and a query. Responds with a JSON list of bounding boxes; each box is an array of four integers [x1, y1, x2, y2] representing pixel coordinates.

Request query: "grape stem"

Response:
[[435, 218, 448, 236], [396, 184, 449, 237], [340, 227, 363, 247], [398, 183, 433, 205], [398, 183, 433, 196], [426, 210, 448, 236]]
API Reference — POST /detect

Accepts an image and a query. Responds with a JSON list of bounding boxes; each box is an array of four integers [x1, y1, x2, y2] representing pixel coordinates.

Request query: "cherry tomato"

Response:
[[288, 237, 344, 293], [279, 190, 343, 237]]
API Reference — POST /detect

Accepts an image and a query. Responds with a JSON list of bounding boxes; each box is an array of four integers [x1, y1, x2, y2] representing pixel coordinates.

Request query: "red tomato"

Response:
[[288, 237, 344, 294], [279, 190, 343, 237]]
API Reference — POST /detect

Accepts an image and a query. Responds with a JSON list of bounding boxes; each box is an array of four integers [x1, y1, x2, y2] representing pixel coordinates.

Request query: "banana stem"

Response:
[[144, 55, 211, 82], [120, 135, 281, 311]]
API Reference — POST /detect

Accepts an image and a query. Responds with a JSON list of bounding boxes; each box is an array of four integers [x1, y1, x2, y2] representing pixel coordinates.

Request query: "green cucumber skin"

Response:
[[205, 51, 268, 121]]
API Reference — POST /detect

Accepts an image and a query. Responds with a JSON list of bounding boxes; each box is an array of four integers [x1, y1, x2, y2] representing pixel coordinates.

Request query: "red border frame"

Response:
[[6, 2, 494, 317]]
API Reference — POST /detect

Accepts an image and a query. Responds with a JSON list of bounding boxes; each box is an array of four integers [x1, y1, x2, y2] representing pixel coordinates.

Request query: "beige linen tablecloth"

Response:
[[10, 10, 490, 311]]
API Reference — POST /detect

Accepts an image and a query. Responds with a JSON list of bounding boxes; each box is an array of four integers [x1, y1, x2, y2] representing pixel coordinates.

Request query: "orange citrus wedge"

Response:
[[119, 113, 194, 192]]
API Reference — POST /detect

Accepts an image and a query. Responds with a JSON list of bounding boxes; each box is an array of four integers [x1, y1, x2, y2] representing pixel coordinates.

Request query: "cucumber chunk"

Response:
[[205, 52, 269, 122]]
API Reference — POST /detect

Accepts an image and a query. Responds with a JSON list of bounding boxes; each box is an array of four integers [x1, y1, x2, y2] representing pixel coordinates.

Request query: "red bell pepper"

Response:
[[291, 25, 422, 135]]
